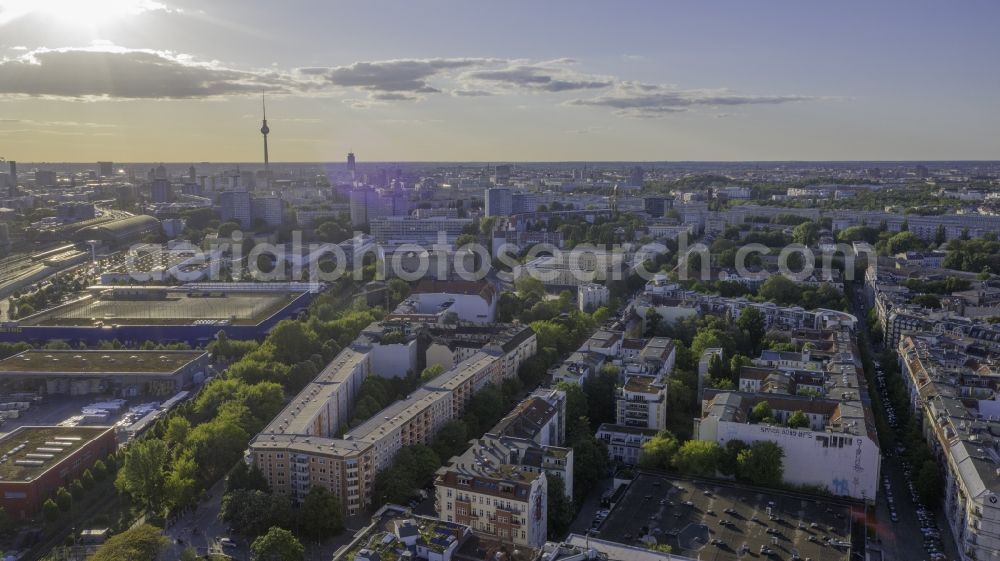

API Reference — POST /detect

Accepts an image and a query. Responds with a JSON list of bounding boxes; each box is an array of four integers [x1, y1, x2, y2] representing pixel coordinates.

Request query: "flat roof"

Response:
[[0, 426, 112, 482], [595, 472, 854, 561], [0, 350, 206, 375], [20, 290, 298, 326]]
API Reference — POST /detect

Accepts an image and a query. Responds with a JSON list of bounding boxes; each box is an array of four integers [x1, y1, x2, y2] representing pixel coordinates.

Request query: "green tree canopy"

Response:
[[251, 527, 305, 561], [672, 440, 722, 477]]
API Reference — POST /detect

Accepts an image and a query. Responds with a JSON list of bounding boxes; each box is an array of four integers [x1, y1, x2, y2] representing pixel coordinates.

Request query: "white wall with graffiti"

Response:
[[700, 419, 881, 502]]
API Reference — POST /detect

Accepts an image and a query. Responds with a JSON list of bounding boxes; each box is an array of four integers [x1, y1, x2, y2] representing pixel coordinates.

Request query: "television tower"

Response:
[[260, 91, 270, 190]]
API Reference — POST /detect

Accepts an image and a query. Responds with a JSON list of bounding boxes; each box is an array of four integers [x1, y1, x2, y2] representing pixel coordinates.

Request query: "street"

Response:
[[849, 284, 959, 561]]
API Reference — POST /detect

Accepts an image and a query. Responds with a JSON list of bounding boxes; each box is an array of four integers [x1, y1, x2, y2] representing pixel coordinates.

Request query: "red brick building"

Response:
[[0, 426, 117, 519]]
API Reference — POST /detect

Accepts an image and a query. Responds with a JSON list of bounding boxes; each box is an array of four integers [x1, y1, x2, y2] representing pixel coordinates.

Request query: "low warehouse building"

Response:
[[0, 426, 116, 519], [0, 350, 210, 397]]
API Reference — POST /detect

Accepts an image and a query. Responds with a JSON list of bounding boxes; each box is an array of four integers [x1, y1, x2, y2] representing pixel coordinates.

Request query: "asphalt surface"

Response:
[[849, 284, 959, 561]]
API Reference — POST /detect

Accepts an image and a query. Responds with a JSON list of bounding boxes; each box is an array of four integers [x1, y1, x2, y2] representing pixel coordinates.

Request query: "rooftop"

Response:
[[594, 472, 854, 561], [0, 350, 207, 375], [19, 287, 300, 326], [0, 426, 112, 482]]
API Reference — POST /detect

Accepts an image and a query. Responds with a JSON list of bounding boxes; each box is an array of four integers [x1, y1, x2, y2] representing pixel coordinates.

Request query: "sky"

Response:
[[1, 0, 999, 162]]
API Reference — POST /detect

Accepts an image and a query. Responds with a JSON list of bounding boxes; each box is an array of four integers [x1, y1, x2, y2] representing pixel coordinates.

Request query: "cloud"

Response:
[[370, 92, 420, 101], [566, 82, 817, 117], [461, 61, 613, 93], [452, 89, 493, 97], [0, 46, 297, 99], [314, 58, 498, 96], [0, 118, 117, 127]]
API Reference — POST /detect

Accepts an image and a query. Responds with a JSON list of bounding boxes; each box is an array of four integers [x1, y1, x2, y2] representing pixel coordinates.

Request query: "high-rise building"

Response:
[[219, 190, 253, 228], [485, 187, 512, 217], [35, 170, 57, 187], [98, 161, 114, 178], [493, 164, 511, 185], [643, 196, 670, 218], [370, 216, 473, 245], [188, 165, 196, 182], [252, 196, 285, 227], [511, 192, 537, 215], [150, 178, 173, 203], [349, 187, 380, 226], [347, 152, 356, 173], [628, 166, 645, 187], [6, 161, 15, 196]]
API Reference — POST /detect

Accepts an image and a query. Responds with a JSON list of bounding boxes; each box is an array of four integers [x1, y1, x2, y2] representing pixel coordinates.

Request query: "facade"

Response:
[[485, 188, 512, 217], [615, 375, 668, 431], [252, 196, 285, 227], [577, 283, 610, 312], [434, 442, 548, 548], [249, 323, 537, 515], [0, 350, 209, 397], [0, 426, 117, 519], [219, 190, 253, 227], [371, 216, 473, 245], [393, 280, 498, 324], [695, 327, 881, 502], [596, 423, 659, 465], [897, 333, 1000, 561]]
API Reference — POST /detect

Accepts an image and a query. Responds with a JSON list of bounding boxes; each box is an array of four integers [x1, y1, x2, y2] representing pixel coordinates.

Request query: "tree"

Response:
[[916, 460, 943, 509], [736, 441, 784, 486], [164, 416, 191, 447], [515, 276, 546, 300], [885, 231, 924, 255], [70, 479, 85, 500], [583, 364, 619, 428], [55, 487, 72, 511], [718, 440, 748, 477], [251, 526, 305, 561], [165, 451, 200, 512], [737, 307, 766, 355], [420, 364, 445, 383], [673, 440, 722, 477], [749, 401, 774, 424], [81, 469, 95, 490], [115, 439, 169, 512], [432, 420, 469, 461], [644, 308, 663, 337], [792, 221, 821, 246], [300, 486, 344, 540], [639, 431, 679, 470], [546, 474, 575, 540], [268, 320, 321, 365], [92, 459, 108, 481], [87, 524, 167, 561], [786, 410, 809, 429], [758, 275, 800, 306], [42, 498, 59, 523], [179, 547, 200, 561], [572, 436, 609, 504], [221, 489, 292, 537], [554, 382, 589, 442], [226, 461, 270, 493]]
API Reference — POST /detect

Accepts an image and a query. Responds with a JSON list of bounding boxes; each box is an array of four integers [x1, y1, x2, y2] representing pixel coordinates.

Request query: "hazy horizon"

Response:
[[2, 0, 999, 162]]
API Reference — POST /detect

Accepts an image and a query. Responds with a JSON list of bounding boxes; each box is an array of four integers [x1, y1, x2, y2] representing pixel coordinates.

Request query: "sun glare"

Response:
[[0, 0, 166, 27]]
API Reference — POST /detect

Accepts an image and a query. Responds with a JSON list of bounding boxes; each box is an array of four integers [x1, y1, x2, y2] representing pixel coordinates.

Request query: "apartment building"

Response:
[[434, 442, 549, 548], [695, 327, 881, 502], [249, 323, 536, 515], [897, 333, 1000, 561]]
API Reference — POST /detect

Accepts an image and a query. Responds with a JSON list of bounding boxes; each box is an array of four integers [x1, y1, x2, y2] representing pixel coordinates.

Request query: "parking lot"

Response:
[[593, 472, 857, 561]]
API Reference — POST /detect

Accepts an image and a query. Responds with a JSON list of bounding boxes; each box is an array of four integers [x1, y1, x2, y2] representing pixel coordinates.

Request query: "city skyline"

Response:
[[2, 0, 999, 162]]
